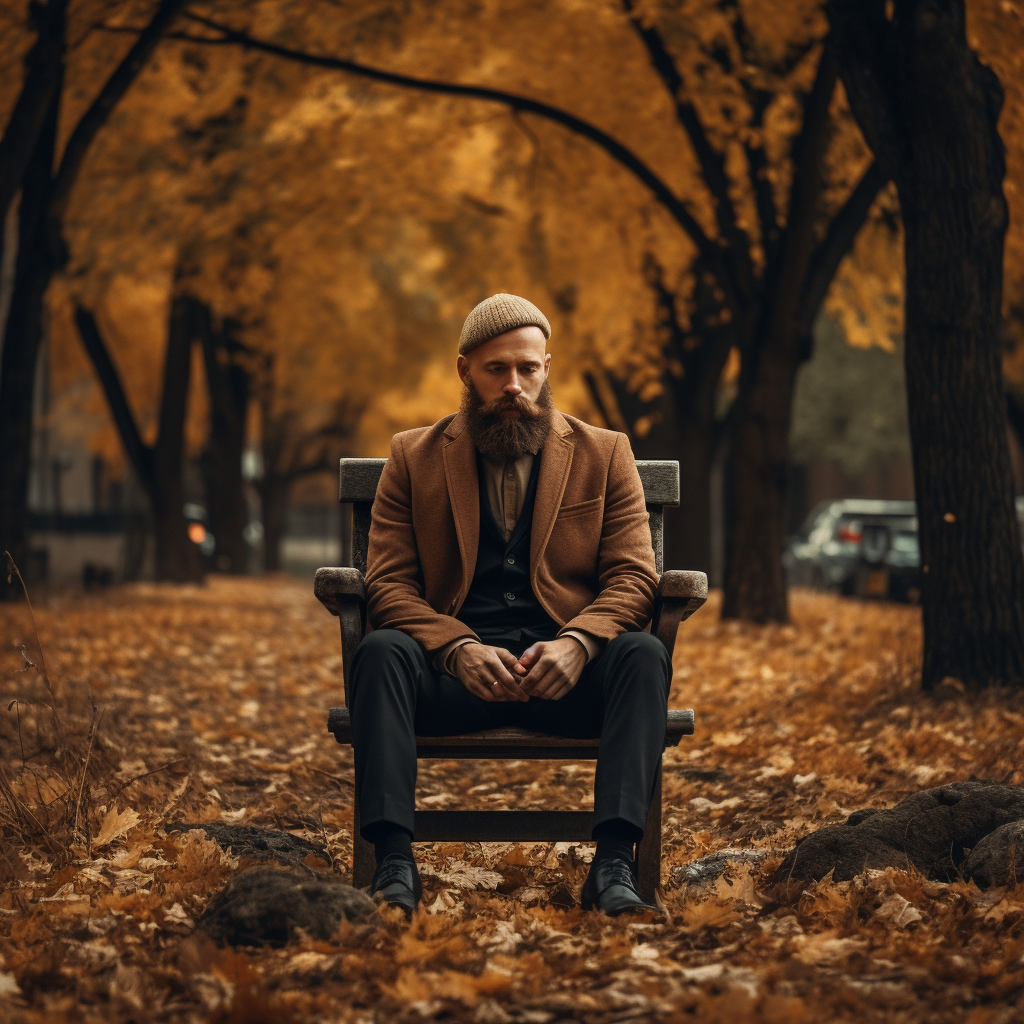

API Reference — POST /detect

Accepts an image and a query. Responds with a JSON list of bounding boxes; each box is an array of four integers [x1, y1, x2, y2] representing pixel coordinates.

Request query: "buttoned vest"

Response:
[[456, 455, 560, 645]]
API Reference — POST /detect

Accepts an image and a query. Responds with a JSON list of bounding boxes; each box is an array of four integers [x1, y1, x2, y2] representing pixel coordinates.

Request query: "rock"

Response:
[[964, 819, 1024, 889], [673, 849, 767, 887], [168, 823, 330, 873], [772, 780, 1024, 885], [196, 868, 377, 947]]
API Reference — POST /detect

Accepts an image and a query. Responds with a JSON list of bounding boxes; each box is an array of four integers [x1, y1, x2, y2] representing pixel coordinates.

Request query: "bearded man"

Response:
[[350, 293, 670, 916]]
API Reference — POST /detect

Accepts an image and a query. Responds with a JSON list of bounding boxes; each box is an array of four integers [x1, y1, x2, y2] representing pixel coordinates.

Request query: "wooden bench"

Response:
[[316, 458, 707, 903]]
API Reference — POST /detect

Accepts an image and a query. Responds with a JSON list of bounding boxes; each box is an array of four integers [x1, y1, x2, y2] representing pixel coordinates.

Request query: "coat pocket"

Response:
[[556, 496, 603, 520]]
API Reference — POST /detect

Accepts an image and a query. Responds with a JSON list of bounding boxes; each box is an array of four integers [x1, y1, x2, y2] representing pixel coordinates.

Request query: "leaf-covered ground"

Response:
[[2, 578, 1023, 1023]]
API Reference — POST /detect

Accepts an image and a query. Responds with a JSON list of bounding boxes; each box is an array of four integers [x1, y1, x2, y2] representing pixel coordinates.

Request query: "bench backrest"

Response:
[[338, 458, 679, 575]]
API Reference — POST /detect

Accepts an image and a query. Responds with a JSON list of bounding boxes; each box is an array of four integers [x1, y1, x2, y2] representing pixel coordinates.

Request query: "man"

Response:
[[350, 293, 671, 916]]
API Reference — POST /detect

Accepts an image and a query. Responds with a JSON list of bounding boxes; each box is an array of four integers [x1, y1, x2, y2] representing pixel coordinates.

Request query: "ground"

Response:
[[1, 577, 1023, 1023]]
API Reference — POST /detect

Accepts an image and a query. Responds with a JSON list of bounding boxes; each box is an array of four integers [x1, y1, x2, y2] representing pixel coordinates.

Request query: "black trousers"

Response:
[[349, 629, 672, 840]]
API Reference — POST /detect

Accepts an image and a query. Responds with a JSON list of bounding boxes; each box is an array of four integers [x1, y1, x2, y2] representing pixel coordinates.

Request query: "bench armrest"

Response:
[[653, 570, 708, 653], [313, 567, 367, 616], [314, 567, 367, 704]]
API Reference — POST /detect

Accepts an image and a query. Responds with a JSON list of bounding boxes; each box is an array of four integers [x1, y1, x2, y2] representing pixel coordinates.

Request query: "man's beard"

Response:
[[462, 379, 554, 461]]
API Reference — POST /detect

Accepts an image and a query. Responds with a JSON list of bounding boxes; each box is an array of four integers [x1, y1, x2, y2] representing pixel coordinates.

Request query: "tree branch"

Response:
[[74, 306, 154, 489], [747, 42, 837, 374], [285, 452, 334, 484], [827, 0, 900, 177], [156, 12, 723, 270], [48, 0, 188, 221], [794, 160, 888, 343], [622, 0, 753, 302], [742, 88, 780, 259], [0, 0, 66, 227]]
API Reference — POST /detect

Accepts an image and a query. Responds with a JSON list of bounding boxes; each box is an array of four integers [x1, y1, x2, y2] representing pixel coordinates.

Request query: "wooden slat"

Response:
[[339, 458, 386, 503], [327, 707, 694, 753], [419, 744, 599, 761], [338, 457, 680, 506], [414, 810, 594, 842], [636, 460, 680, 507]]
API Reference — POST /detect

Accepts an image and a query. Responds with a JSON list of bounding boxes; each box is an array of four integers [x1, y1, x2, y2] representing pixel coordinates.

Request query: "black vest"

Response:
[[456, 455, 561, 645]]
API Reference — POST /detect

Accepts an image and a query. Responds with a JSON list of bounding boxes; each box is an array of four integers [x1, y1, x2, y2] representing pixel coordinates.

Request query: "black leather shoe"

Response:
[[370, 854, 421, 917], [581, 857, 657, 916]]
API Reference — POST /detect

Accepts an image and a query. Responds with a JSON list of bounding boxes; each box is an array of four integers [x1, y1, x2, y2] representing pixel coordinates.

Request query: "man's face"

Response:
[[457, 326, 551, 413]]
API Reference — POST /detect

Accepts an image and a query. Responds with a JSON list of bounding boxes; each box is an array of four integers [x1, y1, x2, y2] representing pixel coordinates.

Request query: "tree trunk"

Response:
[[832, 0, 1024, 689], [0, 0, 66, 243], [199, 307, 250, 573], [76, 301, 202, 582], [260, 474, 289, 573], [151, 297, 203, 583], [0, 0, 184, 596], [0, 84, 60, 596], [721, 337, 800, 621], [722, 49, 837, 622], [655, 423, 713, 577]]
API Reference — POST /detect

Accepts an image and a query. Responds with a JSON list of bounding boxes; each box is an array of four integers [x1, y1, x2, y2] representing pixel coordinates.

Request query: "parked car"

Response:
[[788, 497, 1024, 603], [786, 499, 920, 601]]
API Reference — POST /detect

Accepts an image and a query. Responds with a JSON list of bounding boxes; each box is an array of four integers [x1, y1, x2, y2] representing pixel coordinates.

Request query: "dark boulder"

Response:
[[196, 867, 377, 947], [964, 819, 1024, 889], [772, 781, 1024, 885]]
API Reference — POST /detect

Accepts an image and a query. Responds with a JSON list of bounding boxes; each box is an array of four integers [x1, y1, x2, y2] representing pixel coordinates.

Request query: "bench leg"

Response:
[[636, 762, 662, 905], [351, 784, 375, 890]]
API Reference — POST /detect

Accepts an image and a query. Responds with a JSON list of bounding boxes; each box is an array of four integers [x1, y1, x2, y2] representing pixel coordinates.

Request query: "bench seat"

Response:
[[327, 706, 695, 759]]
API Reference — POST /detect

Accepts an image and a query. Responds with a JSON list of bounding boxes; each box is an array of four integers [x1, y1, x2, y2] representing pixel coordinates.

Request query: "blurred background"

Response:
[[2, 0, 1022, 599]]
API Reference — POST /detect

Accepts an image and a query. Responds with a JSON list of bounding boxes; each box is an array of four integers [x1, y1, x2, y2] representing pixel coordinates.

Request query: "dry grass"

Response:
[[1, 577, 1023, 1023]]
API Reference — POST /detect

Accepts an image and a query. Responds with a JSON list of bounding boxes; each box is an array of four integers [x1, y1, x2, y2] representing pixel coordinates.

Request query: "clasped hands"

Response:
[[453, 637, 586, 702]]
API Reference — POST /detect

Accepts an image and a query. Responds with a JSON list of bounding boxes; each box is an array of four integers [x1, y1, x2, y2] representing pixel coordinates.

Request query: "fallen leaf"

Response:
[[875, 894, 923, 928], [94, 807, 142, 849]]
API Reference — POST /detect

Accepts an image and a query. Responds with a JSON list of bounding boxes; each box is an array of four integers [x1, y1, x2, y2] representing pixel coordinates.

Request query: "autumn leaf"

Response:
[[94, 806, 142, 849]]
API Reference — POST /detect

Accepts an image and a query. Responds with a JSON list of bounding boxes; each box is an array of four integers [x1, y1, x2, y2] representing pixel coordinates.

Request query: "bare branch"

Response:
[[285, 455, 334, 483], [794, 160, 888, 341], [623, 0, 753, 302], [49, 0, 188, 221], [74, 306, 154, 490], [747, 43, 837, 375], [742, 88, 780, 259], [153, 12, 724, 270]]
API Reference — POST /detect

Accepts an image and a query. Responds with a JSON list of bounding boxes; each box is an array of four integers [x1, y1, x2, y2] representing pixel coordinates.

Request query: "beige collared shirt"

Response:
[[482, 454, 534, 542], [435, 454, 602, 675]]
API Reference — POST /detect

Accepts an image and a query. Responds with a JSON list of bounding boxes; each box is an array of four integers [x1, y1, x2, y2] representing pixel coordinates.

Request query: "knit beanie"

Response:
[[459, 293, 551, 355]]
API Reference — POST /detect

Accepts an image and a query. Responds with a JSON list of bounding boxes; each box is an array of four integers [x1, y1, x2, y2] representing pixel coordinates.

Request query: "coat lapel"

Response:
[[442, 412, 479, 600], [530, 411, 574, 574]]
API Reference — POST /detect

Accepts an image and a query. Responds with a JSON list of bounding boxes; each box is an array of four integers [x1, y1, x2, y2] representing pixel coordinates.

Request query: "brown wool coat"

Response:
[[365, 409, 659, 653]]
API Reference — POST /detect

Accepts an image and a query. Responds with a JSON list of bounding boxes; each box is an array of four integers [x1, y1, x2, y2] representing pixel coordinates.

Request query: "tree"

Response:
[[75, 300, 203, 582], [35, 0, 1021, 624], [173, 2, 887, 619], [0, 0, 65, 266], [198, 309, 251, 574], [0, 0, 187, 597], [830, 0, 1024, 689], [255, 370, 363, 573]]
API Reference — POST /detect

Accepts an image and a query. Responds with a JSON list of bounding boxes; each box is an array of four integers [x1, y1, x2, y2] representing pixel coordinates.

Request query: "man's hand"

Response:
[[453, 643, 529, 702], [518, 637, 587, 700]]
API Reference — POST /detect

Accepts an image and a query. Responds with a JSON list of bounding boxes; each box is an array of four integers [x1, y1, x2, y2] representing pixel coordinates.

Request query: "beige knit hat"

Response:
[[459, 293, 551, 355]]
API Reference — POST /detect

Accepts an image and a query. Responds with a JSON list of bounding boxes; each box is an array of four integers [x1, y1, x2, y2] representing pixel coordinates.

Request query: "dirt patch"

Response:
[[167, 823, 331, 873], [773, 780, 1024, 884], [196, 867, 377, 946]]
